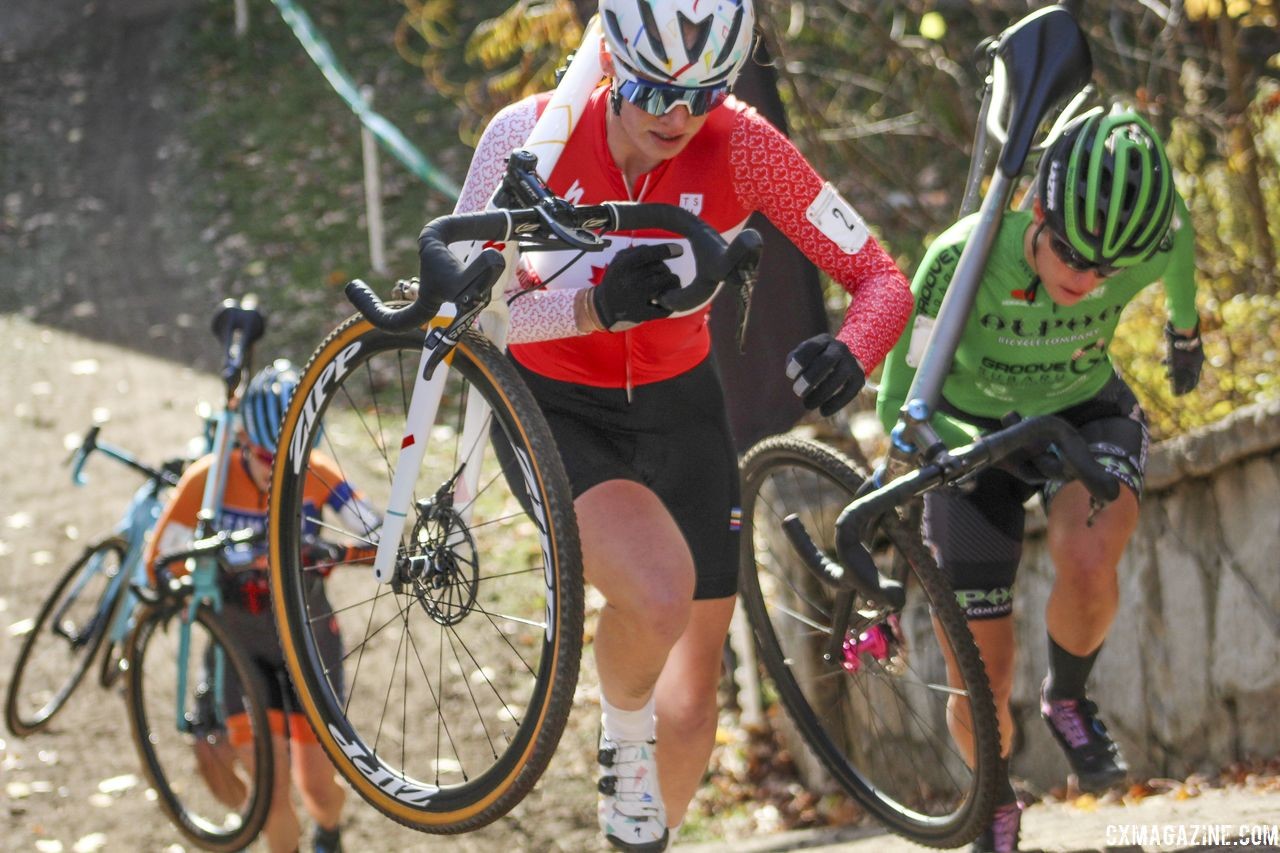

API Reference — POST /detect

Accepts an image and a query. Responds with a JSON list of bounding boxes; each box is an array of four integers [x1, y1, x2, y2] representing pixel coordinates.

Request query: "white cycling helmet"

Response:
[[600, 0, 755, 88]]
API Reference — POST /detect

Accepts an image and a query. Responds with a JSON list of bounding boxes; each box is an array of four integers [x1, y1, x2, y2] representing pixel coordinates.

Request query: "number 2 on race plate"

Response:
[[806, 182, 870, 255]]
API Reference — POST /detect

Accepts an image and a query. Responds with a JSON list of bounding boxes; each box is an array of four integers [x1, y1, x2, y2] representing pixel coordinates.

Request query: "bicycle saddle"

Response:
[[211, 296, 267, 347], [211, 295, 268, 387], [992, 6, 1093, 178]]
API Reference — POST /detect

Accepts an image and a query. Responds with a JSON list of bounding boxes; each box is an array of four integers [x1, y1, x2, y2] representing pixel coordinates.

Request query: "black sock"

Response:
[[1045, 634, 1100, 700], [995, 755, 1017, 806], [314, 824, 342, 853]]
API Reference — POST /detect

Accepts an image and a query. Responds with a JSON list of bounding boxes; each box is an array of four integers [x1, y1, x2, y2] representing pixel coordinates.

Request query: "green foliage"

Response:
[[395, 0, 580, 142], [180, 0, 479, 361], [1114, 78, 1280, 440], [754, 0, 1280, 440]]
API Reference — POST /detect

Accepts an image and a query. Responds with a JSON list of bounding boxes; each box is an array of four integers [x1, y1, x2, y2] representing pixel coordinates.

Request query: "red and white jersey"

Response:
[[455, 85, 912, 389]]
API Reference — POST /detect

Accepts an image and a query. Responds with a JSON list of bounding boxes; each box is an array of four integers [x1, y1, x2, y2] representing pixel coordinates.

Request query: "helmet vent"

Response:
[[603, 9, 627, 49], [713, 7, 745, 70], [636, 0, 669, 63], [677, 12, 712, 63]]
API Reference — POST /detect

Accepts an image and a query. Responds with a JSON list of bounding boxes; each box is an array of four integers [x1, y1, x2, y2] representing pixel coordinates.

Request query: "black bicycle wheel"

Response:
[[269, 315, 584, 833], [124, 601, 274, 852], [739, 435, 1001, 848], [6, 537, 127, 736]]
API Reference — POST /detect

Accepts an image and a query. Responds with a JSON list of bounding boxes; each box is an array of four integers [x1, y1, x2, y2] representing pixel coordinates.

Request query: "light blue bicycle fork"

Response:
[[106, 487, 166, 649]]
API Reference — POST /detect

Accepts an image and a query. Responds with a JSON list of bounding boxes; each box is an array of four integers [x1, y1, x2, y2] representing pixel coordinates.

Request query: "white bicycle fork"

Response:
[[370, 283, 513, 583]]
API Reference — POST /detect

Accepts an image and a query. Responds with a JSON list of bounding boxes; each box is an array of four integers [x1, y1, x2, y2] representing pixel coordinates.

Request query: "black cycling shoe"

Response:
[[1039, 678, 1128, 792]]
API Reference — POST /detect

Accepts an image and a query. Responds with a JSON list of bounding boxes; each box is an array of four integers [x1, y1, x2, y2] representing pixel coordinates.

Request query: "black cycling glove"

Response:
[[591, 243, 682, 331], [1164, 320, 1204, 396], [785, 333, 866, 416]]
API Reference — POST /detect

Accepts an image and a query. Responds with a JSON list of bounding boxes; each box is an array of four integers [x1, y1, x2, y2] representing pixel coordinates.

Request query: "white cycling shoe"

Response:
[[597, 733, 669, 852]]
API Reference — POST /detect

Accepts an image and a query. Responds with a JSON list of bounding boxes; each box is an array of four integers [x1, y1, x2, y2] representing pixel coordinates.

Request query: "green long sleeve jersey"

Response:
[[876, 195, 1197, 447]]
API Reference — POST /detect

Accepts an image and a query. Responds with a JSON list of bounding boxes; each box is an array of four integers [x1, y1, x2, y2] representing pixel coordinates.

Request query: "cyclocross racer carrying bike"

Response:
[[454, 0, 913, 847], [145, 360, 379, 853], [877, 109, 1204, 853]]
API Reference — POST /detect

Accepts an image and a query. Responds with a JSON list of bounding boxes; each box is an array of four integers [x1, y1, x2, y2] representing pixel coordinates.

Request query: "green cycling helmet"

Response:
[[1038, 108, 1175, 269]]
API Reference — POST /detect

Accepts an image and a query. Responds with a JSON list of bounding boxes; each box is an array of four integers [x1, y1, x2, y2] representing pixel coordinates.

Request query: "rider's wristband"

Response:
[[575, 287, 605, 334]]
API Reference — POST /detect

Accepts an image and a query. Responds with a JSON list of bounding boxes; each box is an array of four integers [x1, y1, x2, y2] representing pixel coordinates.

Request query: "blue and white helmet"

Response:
[[240, 359, 299, 455], [600, 0, 755, 88]]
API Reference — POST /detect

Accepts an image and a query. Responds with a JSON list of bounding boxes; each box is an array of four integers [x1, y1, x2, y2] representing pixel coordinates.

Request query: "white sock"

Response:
[[601, 693, 657, 743]]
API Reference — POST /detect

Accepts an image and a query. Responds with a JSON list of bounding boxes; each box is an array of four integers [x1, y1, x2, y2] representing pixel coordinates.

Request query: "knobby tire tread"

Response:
[[123, 602, 274, 853], [739, 435, 1000, 848], [269, 314, 584, 833], [5, 537, 127, 736]]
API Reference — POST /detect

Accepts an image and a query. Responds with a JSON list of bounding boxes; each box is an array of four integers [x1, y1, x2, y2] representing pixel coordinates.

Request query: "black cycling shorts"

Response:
[[513, 355, 741, 600], [205, 575, 343, 724], [925, 372, 1148, 620]]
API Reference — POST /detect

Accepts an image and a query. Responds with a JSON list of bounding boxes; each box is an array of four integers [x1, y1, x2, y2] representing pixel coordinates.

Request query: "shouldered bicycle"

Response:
[[736, 5, 1121, 849], [265, 131, 761, 832], [119, 296, 278, 852]]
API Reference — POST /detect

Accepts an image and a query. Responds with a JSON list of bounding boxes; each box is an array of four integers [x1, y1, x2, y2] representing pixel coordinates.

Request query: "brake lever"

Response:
[[529, 203, 608, 252], [729, 255, 758, 352], [422, 301, 487, 379], [499, 150, 609, 252]]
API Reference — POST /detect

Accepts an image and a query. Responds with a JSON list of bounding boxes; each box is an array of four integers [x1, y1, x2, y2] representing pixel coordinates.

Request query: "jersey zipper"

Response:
[[624, 330, 634, 402]]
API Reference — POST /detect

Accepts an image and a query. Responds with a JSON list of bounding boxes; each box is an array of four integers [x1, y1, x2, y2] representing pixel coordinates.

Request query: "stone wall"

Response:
[[737, 399, 1280, 799], [1010, 398, 1280, 790]]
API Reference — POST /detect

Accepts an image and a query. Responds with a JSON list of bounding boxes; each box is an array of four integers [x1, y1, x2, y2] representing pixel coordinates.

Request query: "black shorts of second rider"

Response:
[[923, 372, 1149, 620]]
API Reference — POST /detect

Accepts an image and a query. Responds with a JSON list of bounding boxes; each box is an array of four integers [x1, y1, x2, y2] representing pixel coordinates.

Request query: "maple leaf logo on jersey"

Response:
[[590, 264, 608, 285]]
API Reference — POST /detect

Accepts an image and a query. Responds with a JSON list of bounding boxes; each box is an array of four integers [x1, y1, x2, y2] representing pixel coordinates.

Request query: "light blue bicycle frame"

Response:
[[170, 402, 238, 732]]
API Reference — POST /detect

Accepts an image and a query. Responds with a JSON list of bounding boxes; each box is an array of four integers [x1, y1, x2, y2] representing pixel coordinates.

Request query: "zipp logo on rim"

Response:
[[330, 724, 438, 806], [512, 444, 556, 641], [290, 341, 362, 475]]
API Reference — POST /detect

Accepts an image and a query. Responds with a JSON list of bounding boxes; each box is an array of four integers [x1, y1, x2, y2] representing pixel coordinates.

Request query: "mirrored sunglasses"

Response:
[[1047, 232, 1119, 277], [616, 78, 730, 117]]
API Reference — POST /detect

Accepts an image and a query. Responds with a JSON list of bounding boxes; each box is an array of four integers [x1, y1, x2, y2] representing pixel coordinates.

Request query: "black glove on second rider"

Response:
[[1164, 320, 1205, 396], [785, 333, 866, 416], [591, 243, 683, 331]]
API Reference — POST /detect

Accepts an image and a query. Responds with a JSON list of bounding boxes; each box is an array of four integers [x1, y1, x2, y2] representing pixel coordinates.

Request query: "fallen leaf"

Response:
[[73, 833, 107, 852], [6, 512, 33, 529], [96, 774, 138, 794], [1072, 793, 1098, 811]]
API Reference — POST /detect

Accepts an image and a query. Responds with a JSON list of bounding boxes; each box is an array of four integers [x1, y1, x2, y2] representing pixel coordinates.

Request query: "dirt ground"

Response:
[[3, 1, 1279, 851], [5, 313, 1280, 853], [0, 314, 611, 853]]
